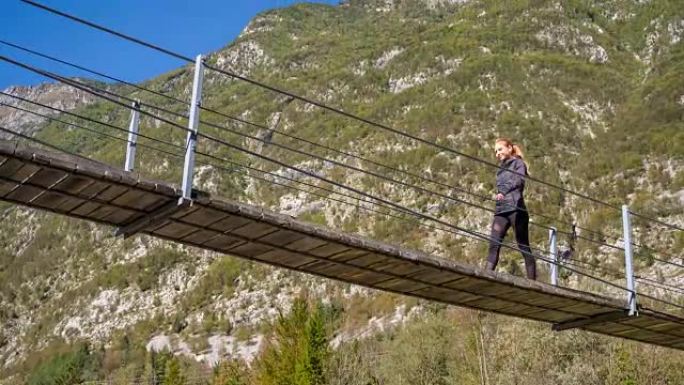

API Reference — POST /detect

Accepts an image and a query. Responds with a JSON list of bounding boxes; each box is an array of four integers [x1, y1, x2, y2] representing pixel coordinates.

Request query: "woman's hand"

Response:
[[495, 193, 504, 201]]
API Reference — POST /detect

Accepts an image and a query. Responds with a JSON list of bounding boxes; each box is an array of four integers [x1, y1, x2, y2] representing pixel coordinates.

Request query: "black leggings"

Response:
[[486, 210, 536, 279]]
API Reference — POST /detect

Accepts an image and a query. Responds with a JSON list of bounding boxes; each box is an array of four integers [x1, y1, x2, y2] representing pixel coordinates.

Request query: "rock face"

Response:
[[0, 82, 96, 137], [1, 0, 684, 380]]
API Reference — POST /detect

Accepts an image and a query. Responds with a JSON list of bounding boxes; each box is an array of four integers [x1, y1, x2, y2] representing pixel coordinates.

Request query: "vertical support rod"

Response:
[[622, 204, 637, 316], [549, 227, 558, 286], [181, 54, 204, 199], [124, 101, 140, 172]]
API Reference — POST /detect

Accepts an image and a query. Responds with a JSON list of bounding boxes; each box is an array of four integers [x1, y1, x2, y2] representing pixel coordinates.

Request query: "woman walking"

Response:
[[485, 138, 536, 280]]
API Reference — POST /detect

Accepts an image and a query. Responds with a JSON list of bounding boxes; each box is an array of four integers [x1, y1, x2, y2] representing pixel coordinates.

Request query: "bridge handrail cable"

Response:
[[3, 53, 660, 267], [18, 0, 684, 234], [4, 40, 680, 265]]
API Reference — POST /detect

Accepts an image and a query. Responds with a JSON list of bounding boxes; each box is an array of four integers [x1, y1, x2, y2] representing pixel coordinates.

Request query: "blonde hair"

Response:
[[496, 138, 529, 174]]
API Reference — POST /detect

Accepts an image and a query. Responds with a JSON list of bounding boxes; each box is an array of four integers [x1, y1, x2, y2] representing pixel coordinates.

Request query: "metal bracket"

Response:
[[552, 310, 633, 332], [115, 197, 192, 238]]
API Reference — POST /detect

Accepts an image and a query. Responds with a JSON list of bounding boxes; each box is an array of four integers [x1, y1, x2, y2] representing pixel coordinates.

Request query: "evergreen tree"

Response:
[[27, 343, 94, 385], [163, 357, 185, 385], [212, 360, 250, 385], [254, 298, 331, 385]]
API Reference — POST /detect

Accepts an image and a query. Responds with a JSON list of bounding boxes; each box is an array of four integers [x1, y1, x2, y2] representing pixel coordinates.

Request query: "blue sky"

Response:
[[0, 0, 339, 90]]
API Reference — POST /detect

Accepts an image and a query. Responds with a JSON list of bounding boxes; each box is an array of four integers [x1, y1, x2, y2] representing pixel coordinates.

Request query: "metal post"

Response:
[[124, 101, 140, 172], [622, 205, 637, 316], [181, 54, 204, 199], [549, 227, 558, 286]]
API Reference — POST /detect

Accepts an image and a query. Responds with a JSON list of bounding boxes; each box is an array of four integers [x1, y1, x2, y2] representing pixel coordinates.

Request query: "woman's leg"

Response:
[[513, 211, 536, 280], [486, 214, 512, 271]]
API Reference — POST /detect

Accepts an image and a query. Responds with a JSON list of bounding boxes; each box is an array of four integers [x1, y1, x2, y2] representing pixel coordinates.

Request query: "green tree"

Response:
[[254, 297, 331, 385], [212, 360, 251, 385], [163, 357, 186, 385], [143, 350, 173, 385], [27, 343, 98, 385]]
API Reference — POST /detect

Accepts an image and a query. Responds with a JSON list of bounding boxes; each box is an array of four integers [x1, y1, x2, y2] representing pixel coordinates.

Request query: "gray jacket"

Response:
[[495, 157, 527, 214]]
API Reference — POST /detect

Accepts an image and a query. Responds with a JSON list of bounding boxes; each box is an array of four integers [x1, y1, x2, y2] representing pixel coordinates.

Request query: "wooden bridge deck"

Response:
[[1, 140, 683, 351]]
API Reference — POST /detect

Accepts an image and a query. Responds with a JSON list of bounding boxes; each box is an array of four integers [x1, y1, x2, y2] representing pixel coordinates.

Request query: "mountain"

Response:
[[0, 82, 97, 137], [1, 0, 683, 384]]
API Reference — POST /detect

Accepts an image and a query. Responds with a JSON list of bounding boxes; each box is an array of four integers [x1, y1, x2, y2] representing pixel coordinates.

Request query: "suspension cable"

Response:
[[2, 91, 564, 265], [18, 0, 684, 233], [7, 53, 682, 299], [1, 41, 666, 251], [0, 91, 181, 152], [0, 62, 632, 293]]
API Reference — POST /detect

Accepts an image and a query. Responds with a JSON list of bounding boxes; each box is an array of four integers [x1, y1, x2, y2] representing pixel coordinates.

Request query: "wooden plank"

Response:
[[258, 229, 306, 247], [208, 215, 253, 232], [492, 302, 552, 318], [182, 229, 222, 245], [553, 311, 630, 331], [94, 184, 130, 202], [230, 222, 278, 240], [53, 175, 96, 195], [203, 234, 245, 251], [0, 179, 17, 197], [5, 184, 44, 202], [526, 309, 575, 323], [153, 222, 200, 239], [347, 253, 388, 268], [412, 286, 482, 304], [557, 302, 617, 316], [505, 292, 579, 310], [253, 249, 316, 268], [604, 327, 674, 343], [327, 249, 369, 263], [640, 323, 684, 338], [618, 317, 684, 337], [444, 278, 532, 300], [8, 163, 41, 182], [26, 167, 68, 188], [111, 190, 167, 211], [178, 207, 229, 227], [375, 277, 429, 292], [374, 260, 423, 276], [342, 270, 392, 286], [308, 242, 349, 258], [31, 191, 73, 210], [0, 158, 25, 178], [284, 237, 328, 252], [76, 180, 112, 199], [230, 242, 274, 258], [70, 201, 102, 217], [103, 209, 141, 225], [463, 296, 523, 311], [305, 260, 362, 277], [87, 205, 120, 221], [54, 195, 87, 212]]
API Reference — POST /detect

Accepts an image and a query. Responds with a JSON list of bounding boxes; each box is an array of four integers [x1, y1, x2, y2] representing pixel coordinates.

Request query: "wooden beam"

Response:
[[552, 310, 632, 331]]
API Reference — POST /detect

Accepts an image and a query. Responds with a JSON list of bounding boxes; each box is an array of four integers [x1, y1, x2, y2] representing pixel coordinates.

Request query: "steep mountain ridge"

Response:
[[0, 82, 97, 137]]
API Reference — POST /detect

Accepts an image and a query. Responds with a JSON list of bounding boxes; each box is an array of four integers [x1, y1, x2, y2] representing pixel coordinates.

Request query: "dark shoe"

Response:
[[526, 263, 537, 280]]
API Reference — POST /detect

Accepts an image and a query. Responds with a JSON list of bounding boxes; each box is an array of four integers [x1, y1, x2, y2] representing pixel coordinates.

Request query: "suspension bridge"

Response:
[[2, 140, 684, 350], [1, 0, 683, 352]]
